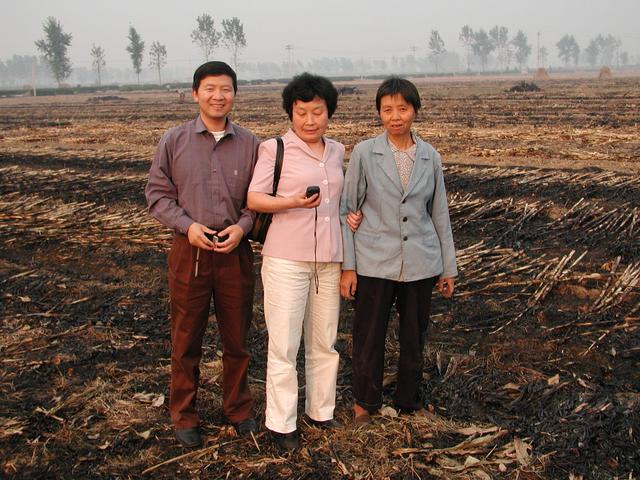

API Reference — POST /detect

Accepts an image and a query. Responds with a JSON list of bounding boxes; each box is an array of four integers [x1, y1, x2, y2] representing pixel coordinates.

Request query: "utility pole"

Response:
[[409, 45, 418, 73], [537, 31, 541, 69], [285, 44, 294, 77], [31, 58, 37, 97]]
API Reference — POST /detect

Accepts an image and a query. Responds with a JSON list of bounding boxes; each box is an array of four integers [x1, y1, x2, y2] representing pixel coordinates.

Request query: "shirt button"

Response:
[[319, 163, 325, 168], [403, 217, 408, 222], [324, 198, 330, 204], [322, 180, 328, 185], [403, 236, 408, 241], [324, 217, 330, 222]]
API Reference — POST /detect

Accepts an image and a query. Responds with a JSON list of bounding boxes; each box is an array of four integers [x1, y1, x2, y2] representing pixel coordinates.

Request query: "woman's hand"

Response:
[[340, 270, 357, 300], [437, 277, 455, 298], [248, 191, 320, 213], [346, 210, 363, 232], [290, 191, 321, 209]]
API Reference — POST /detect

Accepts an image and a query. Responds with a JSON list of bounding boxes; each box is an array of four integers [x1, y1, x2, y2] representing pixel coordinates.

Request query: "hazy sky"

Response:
[[2, 0, 639, 71]]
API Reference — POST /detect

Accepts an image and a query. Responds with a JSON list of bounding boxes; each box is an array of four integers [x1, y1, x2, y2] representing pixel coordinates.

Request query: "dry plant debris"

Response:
[[1, 77, 638, 478]]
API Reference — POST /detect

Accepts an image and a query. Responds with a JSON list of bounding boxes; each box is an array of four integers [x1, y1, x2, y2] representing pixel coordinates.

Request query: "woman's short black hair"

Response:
[[192, 61, 237, 92], [375, 77, 421, 113], [282, 72, 338, 120]]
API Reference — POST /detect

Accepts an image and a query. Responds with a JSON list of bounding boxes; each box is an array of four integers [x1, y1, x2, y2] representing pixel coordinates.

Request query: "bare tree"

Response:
[[489, 26, 510, 71], [585, 38, 601, 67], [126, 26, 145, 84], [428, 30, 446, 73], [148, 41, 167, 85], [191, 13, 221, 61], [620, 51, 629, 66], [556, 34, 580, 67], [90, 44, 106, 86], [459, 25, 474, 72], [598, 34, 621, 66], [35, 17, 72, 87], [511, 30, 532, 70], [472, 29, 495, 72], [539, 46, 549, 68], [222, 17, 247, 73]]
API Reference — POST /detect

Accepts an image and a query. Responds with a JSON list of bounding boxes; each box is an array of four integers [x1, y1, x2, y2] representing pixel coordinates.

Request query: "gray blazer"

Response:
[[340, 132, 457, 281]]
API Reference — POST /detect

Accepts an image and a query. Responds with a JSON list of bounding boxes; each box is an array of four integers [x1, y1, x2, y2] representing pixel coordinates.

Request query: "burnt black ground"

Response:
[[1, 79, 639, 478], [1, 146, 638, 478]]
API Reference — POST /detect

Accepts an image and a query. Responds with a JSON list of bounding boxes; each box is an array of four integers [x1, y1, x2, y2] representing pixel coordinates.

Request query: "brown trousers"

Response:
[[352, 275, 436, 413], [168, 234, 255, 428]]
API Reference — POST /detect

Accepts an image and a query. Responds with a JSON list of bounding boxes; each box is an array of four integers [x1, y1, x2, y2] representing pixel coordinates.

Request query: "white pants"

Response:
[[261, 256, 341, 434]]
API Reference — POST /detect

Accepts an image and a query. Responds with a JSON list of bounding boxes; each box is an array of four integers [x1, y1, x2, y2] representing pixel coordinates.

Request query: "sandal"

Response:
[[353, 404, 372, 424], [354, 411, 372, 424]]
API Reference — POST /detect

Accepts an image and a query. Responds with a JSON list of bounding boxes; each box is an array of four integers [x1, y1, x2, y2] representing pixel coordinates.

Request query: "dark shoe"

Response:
[[394, 404, 421, 414], [270, 429, 300, 450], [234, 417, 258, 436], [175, 427, 203, 448], [305, 416, 341, 429]]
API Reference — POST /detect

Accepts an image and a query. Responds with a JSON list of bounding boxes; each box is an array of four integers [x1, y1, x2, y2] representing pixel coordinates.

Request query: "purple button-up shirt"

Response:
[[145, 116, 260, 235]]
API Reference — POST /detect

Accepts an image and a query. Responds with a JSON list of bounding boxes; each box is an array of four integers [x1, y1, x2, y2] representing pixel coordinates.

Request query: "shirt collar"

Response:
[[194, 115, 236, 137], [284, 128, 327, 160], [387, 132, 417, 157]]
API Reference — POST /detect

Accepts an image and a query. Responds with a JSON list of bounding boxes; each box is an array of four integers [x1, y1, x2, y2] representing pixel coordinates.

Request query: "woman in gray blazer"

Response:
[[340, 77, 457, 423]]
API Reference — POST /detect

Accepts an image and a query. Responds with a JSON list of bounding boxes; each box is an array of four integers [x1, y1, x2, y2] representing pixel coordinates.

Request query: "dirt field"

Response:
[[1, 76, 639, 479]]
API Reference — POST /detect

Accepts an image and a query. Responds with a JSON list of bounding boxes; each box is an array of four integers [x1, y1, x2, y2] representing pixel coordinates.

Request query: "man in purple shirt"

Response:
[[145, 61, 259, 448]]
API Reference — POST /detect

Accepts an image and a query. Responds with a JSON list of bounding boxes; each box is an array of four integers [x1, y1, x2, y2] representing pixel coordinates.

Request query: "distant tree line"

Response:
[[1, 14, 247, 88], [0, 55, 54, 88], [0, 15, 636, 88], [454, 25, 533, 72]]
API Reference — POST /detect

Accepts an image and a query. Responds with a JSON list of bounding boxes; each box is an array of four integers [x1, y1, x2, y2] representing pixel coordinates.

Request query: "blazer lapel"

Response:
[[402, 139, 431, 200], [372, 133, 403, 195]]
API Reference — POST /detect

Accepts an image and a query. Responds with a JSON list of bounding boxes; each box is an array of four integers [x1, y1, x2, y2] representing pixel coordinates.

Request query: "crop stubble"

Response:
[[0, 77, 638, 478]]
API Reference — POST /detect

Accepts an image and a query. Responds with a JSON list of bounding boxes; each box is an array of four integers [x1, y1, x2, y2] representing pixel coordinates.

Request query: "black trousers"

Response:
[[352, 274, 436, 412]]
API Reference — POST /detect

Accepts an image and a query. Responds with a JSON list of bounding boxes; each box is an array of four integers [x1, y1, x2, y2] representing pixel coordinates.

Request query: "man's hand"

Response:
[[340, 270, 357, 300], [213, 224, 244, 254], [437, 277, 455, 298], [346, 210, 363, 232], [187, 222, 216, 250]]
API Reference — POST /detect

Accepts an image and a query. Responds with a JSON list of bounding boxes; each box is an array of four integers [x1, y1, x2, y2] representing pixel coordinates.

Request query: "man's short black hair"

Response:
[[192, 61, 237, 92], [282, 72, 338, 120], [375, 77, 421, 113]]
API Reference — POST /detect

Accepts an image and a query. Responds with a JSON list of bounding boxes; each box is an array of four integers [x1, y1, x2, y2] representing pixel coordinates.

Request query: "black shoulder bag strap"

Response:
[[271, 137, 284, 196]]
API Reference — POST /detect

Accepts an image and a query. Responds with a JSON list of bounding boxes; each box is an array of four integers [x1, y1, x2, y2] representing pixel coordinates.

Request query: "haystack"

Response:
[[599, 66, 613, 80], [510, 81, 541, 93], [533, 68, 550, 80]]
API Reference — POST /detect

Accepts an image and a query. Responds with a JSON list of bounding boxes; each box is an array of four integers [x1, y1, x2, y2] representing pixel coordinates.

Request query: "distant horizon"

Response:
[[3, 66, 639, 94], [2, 0, 639, 86]]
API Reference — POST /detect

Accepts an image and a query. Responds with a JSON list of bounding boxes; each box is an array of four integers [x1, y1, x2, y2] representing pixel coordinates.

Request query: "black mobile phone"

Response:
[[305, 185, 320, 198]]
